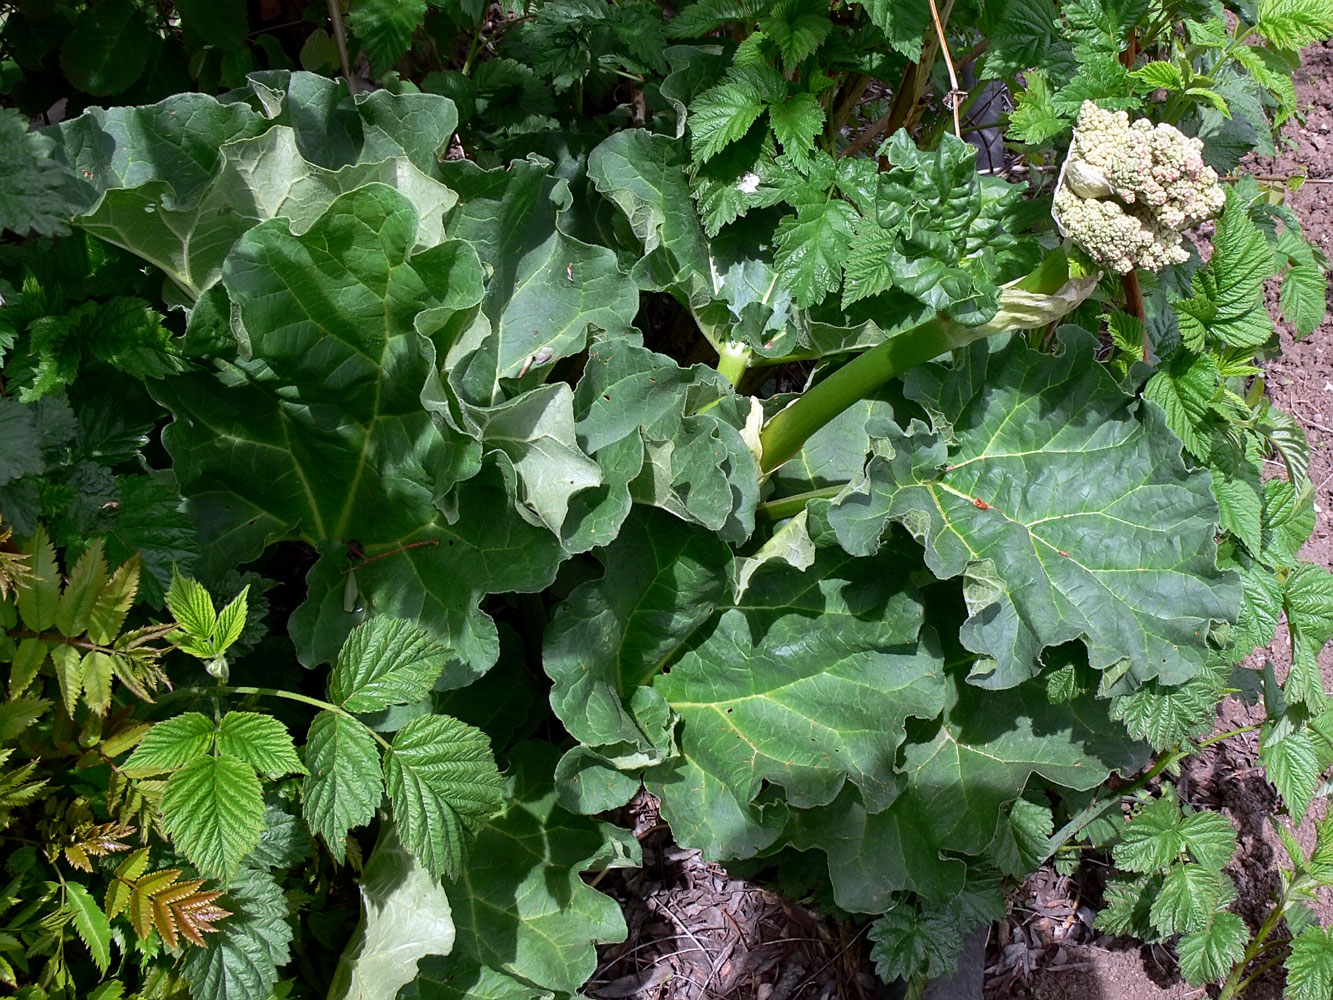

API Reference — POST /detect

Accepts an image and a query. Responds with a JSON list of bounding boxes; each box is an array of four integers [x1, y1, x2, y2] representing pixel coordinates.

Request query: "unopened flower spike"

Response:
[[1052, 101, 1225, 274]]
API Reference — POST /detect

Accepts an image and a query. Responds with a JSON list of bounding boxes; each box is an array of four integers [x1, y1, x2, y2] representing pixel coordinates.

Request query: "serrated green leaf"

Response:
[[1211, 466, 1263, 556], [1179, 810, 1238, 870], [1095, 874, 1158, 938], [166, 570, 217, 644], [303, 711, 384, 862], [757, 0, 833, 67], [0, 697, 51, 742], [1261, 479, 1315, 567], [123, 713, 216, 777], [1113, 795, 1186, 872], [773, 196, 858, 307], [1285, 924, 1333, 1000], [980, 0, 1073, 80], [16, 526, 59, 632], [1178, 911, 1249, 985], [181, 865, 292, 1000], [9, 639, 48, 699], [869, 904, 963, 983], [1007, 70, 1068, 145], [768, 93, 825, 166], [688, 83, 768, 164], [1133, 61, 1185, 90], [55, 537, 108, 638], [1149, 863, 1229, 936], [438, 741, 635, 995], [0, 109, 76, 238], [217, 713, 305, 779], [1195, 193, 1275, 349], [992, 795, 1054, 877], [1285, 563, 1333, 709], [1280, 262, 1328, 339], [850, 0, 929, 58], [1261, 723, 1320, 819], [1256, 0, 1333, 48], [348, 0, 427, 73], [161, 753, 266, 882], [331, 618, 448, 714], [1110, 656, 1230, 751], [818, 330, 1239, 691], [384, 715, 504, 879], [328, 822, 454, 1000], [88, 554, 140, 646], [1142, 351, 1221, 461], [64, 882, 112, 973], [213, 587, 249, 654], [51, 644, 84, 717], [80, 650, 114, 715]]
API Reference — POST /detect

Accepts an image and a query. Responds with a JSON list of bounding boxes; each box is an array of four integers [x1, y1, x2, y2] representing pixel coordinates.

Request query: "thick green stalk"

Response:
[[756, 260, 1096, 475], [758, 316, 960, 473], [716, 341, 753, 388]]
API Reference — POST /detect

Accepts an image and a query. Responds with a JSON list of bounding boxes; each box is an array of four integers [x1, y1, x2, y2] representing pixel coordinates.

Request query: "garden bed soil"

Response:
[[584, 39, 1333, 1000]]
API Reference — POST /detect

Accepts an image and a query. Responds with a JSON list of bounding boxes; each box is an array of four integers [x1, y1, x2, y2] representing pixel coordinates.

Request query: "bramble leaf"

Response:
[[331, 617, 448, 713], [1178, 911, 1249, 985], [1284, 563, 1333, 709], [384, 715, 504, 879], [1285, 924, 1333, 1000], [216, 713, 306, 779], [1149, 863, 1229, 936], [123, 714, 216, 777], [161, 754, 266, 882], [0, 109, 76, 237], [303, 711, 385, 861], [181, 865, 291, 1000]]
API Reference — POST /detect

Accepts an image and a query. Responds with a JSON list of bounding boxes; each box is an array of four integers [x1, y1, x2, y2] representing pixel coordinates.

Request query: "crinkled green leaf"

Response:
[[331, 617, 448, 713], [328, 823, 454, 1000], [384, 715, 505, 879], [768, 93, 825, 166], [688, 71, 771, 164], [647, 546, 947, 859], [817, 330, 1239, 691], [162, 753, 266, 882], [440, 742, 636, 994], [348, 0, 427, 72], [1179, 809, 1239, 870], [1261, 722, 1321, 819], [1142, 351, 1221, 462], [783, 669, 1144, 909], [545, 507, 732, 765], [1255, 0, 1333, 48], [1285, 563, 1333, 709], [849, 0, 929, 58], [1113, 794, 1187, 873], [302, 711, 384, 862], [1261, 479, 1315, 568], [758, 0, 833, 67], [1149, 864, 1229, 936], [773, 196, 858, 308], [1111, 655, 1230, 751]]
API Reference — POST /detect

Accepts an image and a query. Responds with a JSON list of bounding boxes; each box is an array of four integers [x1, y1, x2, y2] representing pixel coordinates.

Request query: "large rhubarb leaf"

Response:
[[646, 545, 947, 859], [783, 668, 1145, 910], [817, 329, 1240, 691], [154, 184, 485, 569], [49, 77, 461, 301], [437, 742, 637, 995], [544, 507, 733, 764]]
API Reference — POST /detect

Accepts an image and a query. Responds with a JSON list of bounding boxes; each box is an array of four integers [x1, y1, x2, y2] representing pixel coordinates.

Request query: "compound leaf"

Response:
[[1286, 925, 1333, 1000], [181, 865, 292, 1000]]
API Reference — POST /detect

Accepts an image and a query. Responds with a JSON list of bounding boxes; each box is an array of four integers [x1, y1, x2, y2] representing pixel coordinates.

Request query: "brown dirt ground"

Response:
[[584, 39, 1333, 1000]]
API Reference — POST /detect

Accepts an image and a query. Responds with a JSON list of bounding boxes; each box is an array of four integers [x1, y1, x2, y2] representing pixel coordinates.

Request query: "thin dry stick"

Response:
[[326, 0, 358, 95], [928, 0, 963, 138]]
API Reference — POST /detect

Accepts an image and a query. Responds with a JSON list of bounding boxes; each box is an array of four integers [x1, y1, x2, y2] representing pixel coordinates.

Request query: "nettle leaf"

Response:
[[328, 823, 454, 1000], [1285, 563, 1333, 710], [758, 0, 833, 67], [383, 714, 505, 879], [1149, 864, 1230, 936], [773, 195, 858, 307], [1255, 0, 1333, 49], [1286, 925, 1333, 1000], [768, 94, 825, 166], [440, 742, 636, 995], [545, 508, 733, 764], [303, 711, 384, 862], [331, 617, 447, 713], [161, 754, 266, 882], [1178, 911, 1249, 986], [817, 329, 1239, 691], [647, 546, 947, 859], [123, 713, 216, 777], [783, 669, 1144, 909], [181, 865, 293, 1000], [216, 713, 305, 779], [0, 109, 76, 238]]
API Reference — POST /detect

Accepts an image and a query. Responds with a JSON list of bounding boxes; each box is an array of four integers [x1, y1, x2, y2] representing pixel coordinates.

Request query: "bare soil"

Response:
[[584, 40, 1333, 1000]]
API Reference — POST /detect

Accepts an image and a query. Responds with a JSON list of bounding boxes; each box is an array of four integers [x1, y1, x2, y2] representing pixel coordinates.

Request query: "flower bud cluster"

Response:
[[1052, 101, 1225, 273]]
